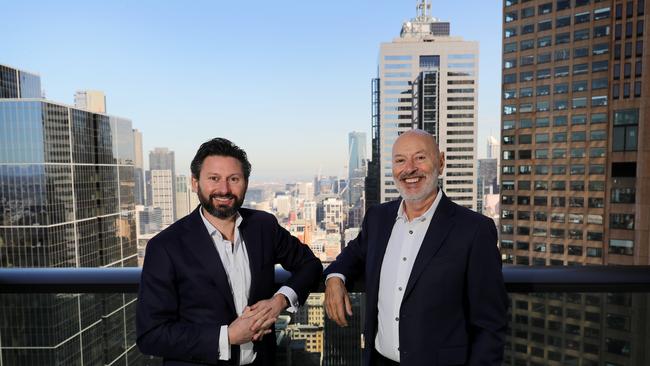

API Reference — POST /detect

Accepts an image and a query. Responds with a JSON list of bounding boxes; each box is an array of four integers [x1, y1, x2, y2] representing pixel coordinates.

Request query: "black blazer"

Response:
[[136, 206, 322, 365], [324, 193, 508, 366]]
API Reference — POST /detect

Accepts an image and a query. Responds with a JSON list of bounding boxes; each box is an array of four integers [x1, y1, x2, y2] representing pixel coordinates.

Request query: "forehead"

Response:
[[200, 155, 244, 175], [392, 134, 435, 156]]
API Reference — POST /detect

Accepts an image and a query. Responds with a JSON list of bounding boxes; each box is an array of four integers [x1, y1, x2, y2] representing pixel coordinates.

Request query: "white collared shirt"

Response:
[[199, 208, 299, 365], [375, 190, 443, 362]]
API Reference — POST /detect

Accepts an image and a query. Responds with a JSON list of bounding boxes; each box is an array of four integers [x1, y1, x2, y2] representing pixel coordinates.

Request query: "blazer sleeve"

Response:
[[466, 216, 509, 366], [271, 218, 323, 306], [136, 237, 221, 364]]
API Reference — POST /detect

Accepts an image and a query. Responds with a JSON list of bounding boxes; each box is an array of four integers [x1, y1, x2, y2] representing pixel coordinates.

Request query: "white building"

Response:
[[151, 169, 174, 227], [74, 90, 106, 113], [376, 0, 478, 210]]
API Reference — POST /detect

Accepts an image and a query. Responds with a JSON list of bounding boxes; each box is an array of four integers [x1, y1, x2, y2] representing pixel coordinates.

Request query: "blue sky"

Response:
[[2, 0, 502, 182]]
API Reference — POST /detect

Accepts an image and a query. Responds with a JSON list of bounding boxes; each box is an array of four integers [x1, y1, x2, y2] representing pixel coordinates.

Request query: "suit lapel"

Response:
[[368, 201, 400, 299], [403, 193, 456, 299], [182, 207, 236, 315]]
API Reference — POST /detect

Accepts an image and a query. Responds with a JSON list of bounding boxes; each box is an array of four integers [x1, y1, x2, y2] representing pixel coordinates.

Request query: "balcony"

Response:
[[1, 266, 649, 365]]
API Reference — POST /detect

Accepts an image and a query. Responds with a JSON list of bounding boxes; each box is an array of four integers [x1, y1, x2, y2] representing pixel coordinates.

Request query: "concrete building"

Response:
[[500, 0, 650, 364], [133, 128, 145, 205], [74, 90, 106, 113], [149, 147, 176, 220], [175, 174, 191, 218], [151, 170, 174, 228], [371, 0, 479, 210]]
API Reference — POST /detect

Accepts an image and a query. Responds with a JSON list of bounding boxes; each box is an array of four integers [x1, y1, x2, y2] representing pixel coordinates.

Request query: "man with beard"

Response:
[[324, 129, 507, 366], [137, 138, 322, 365]]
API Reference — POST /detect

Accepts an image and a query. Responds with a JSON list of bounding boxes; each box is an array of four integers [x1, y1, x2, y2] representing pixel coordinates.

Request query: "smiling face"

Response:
[[191, 155, 247, 220], [391, 130, 445, 203]]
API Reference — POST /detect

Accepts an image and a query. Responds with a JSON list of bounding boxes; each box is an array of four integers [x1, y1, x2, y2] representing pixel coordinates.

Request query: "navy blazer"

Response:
[[136, 206, 322, 365], [324, 193, 508, 366]]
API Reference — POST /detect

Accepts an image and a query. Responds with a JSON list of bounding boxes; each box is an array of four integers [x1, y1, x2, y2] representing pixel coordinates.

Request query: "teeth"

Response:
[[405, 178, 420, 183]]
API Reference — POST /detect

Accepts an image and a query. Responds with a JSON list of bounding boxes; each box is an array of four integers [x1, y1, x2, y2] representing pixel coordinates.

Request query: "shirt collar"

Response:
[[199, 206, 242, 241], [396, 188, 443, 223]]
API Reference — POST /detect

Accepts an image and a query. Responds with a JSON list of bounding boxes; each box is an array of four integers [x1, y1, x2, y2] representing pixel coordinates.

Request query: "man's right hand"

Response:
[[228, 306, 273, 345], [324, 277, 353, 327]]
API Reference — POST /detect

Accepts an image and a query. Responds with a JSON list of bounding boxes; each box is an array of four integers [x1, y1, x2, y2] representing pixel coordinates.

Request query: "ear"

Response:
[[438, 152, 446, 175], [191, 176, 199, 193]]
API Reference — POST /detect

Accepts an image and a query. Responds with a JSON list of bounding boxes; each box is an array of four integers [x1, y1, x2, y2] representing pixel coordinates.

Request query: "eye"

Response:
[[229, 176, 241, 183], [416, 155, 427, 160], [394, 158, 405, 164], [209, 176, 219, 181]]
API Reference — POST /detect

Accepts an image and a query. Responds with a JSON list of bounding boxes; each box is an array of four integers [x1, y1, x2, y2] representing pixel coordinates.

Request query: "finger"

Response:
[[344, 293, 353, 316], [335, 294, 348, 327]]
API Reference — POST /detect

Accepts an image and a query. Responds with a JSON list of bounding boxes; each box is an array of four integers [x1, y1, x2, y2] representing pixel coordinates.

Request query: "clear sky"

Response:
[[2, 0, 502, 182]]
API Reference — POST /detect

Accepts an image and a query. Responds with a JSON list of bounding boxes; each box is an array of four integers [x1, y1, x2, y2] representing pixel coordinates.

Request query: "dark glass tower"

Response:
[[0, 64, 141, 365]]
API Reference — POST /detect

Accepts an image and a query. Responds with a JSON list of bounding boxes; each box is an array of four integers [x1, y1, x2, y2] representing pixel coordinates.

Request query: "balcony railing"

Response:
[[1, 265, 650, 293]]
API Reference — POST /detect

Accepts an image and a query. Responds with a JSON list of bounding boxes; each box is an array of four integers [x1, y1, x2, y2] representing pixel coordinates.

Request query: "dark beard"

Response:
[[197, 186, 245, 219]]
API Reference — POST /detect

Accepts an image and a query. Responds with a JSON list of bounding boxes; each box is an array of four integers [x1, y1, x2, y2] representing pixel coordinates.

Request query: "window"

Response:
[[575, 12, 590, 24], [538, 20, 552, 32], [589, 180, 605, 190], [536, 85, 550, 96], [555, 66, 569, 77], [521, 55, 535, 66], [535, 149, 548, 159], [552, 196, 566, 207], [556, 15, 571, 28], [538, 36, 552, 48], [520, 103, 533, 112], [557, 0, 571, 11], [609, 239, 634, 255], [539, 2, 553, 14], [554, 83, 569, 94], [551, 181, 565, 191], [505, 27, 517, 38], [554, 100, 568, 110], [570, 164, 585, 174], [591, 130, 607, 141], [573, 63, 588, 75], [519, 150, 532, 159], [591, 113, 607, 124], [520, 87, 533, 97], [574, 28, 590, 41], [552, 165, 566, 174], [591, 60, 609, 72], [592, 78, 608, 89], [613, 109, 639, 151], [570, 148, 586, 158], [555, 48, 570, 60], [504, 42, 517, 53], [635, 60, 642, 77], [536, 133, 549, 143], [553, 116, 567, 126], [552, 149, 566, 158], [520, 118, 533, 128], [521, 71, 534, 82], [591, 95, 608, 106], [590, 147, 606, 157], [594, 7, 611, 20], [520, 134, 532, 144], [522, 7, 535, 18], [593, 43, 609, 55], [590, 164, 605, 174], [503, 150, 515, 160], [537, 52, 551, 63], [571, 114, 586, 125], [594, 25, 610, 38], [521, 23, 535, 34], [537, 69, 551, 79], [610, 214, 635, 230], [573, 80, 588, 92], [574, 46, 589, 58], [572, 97, 587, 108], [570, 180, 585, 191], [504, 74, 516, 84], [553, 132, 567, 142]]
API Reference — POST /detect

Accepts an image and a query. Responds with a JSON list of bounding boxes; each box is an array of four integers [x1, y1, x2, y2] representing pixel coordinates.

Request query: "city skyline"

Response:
[[1, 0, 502, 181]]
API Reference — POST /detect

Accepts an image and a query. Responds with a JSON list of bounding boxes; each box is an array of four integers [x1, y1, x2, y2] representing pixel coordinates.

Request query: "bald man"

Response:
[[324, 129, 507, 366]]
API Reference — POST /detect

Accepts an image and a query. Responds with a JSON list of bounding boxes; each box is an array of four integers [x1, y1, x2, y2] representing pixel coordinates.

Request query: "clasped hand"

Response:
[[228, 294, 288, 345]]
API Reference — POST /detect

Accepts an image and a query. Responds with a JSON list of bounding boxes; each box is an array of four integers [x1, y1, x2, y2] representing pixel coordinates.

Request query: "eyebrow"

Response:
[[393, 149, 427, 157]]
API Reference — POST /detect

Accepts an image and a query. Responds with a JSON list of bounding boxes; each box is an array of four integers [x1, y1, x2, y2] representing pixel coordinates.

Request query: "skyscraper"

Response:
[[373, 0, 479, 210], [133, 128, 145, 205], [74, 90, 107, 113], [149, 147, 176, 220], [0, 64, 140, 365], [500, 0, 649, 364], [151, 169, 174, 228]]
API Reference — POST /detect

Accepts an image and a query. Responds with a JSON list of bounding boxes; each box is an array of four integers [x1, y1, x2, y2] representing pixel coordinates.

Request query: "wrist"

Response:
[[274, 293, 288, 309]]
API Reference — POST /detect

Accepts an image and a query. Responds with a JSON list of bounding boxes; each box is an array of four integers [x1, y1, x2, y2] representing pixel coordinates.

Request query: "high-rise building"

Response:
[[149, 147, 176, 220], [500, 1, 649, 364], [477, 158, 498, 214], [348, 132, 367, 225], [133, 128, 145, 205], [74, 90, 107, 113], [0, 64, 140, 365], [374, 0, 479, 210], [175, 174, 191, 218], [487, 135, 501, 159], [151, 169, 174, 228]]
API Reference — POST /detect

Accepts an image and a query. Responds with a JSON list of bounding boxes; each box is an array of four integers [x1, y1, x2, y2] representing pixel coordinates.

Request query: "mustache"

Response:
[[210, 193, 236, 200], [399, 172, 426, 180]]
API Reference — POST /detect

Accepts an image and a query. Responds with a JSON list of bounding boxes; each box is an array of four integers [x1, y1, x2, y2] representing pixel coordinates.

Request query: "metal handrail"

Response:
[[1, 265, 650, 293]]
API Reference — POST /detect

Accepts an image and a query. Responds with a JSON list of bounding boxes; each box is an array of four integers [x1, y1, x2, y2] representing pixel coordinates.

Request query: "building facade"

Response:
[[374, 0, 479, 210], [499, 0, 649, 364], [0, 64, 140, 365]]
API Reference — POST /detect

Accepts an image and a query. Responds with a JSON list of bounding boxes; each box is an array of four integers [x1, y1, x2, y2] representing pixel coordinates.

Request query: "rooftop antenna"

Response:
[[416, 0, 432, 21]]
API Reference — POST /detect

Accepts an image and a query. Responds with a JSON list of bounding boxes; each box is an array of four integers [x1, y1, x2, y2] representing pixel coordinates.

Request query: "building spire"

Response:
[[416, 0, 432, 21]]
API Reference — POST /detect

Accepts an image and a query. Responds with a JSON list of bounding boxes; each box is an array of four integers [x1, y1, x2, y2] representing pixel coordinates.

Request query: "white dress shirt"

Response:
[[199, 209, 298, 365], [375, 190, 442, 362]]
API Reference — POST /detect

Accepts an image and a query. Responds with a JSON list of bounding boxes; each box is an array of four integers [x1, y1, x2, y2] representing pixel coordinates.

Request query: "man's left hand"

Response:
[[246, 294, 288, 341]]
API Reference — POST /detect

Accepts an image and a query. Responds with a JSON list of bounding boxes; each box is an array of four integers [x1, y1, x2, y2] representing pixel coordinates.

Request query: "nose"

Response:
[[214, 179, 230, 194]]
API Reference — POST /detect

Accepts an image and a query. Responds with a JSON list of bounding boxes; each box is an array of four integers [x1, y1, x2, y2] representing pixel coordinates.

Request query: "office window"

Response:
[[571, 114, 586, 125], [555, 48, 570, 60], [575, 12, 590, 24], [538, 20, 552, 32], [552, 149, 566, 159], [522, 7, 535, 18], [556, 15, 571, 28], [536, 117, 550, 127], [591, 112, 607, 124], [592, 78, 608, 89], [591, 95, 608, 106], [613, 109, 639, 151], [538, 36, 552, 48], [609, 239, 634, 255], [592, 60, 608, 72], [610, 214, 634, 230], [572, 97, 587, 108], [539, 2, 553, 14], [520, 118, 533, 128], [573, 63, 589, 75], [520, 87, 533, 97], [594, 25, 610, 38], [555, 65, 570, 77], [553, 116, 567, 126], [594, 7, 611, 20], [505, 27, 517, 38], [554, 100, 568, 110], [574, 46, 589, 58], [521, 23, 535, 34], [573, 80, 588, 92], [593, 43, 609, 55], [574, 28, 590, 41], [557, 0, 571, 11], [554, 83, 569, 94], [504, 42, 517, 54]]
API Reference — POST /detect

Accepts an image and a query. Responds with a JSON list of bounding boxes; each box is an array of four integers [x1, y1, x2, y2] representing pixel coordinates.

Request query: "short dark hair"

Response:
[[190, 138, 252, 180]]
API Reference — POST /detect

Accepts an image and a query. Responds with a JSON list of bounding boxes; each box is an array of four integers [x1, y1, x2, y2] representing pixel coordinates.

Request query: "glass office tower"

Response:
[[0, 64, 140, 365]]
